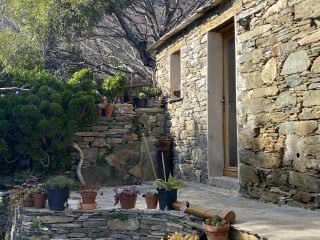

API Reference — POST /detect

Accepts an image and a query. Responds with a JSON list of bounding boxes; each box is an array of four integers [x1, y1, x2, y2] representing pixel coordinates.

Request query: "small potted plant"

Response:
[[45, 175, 76, 211], [80, 182, 100, 210], [143, 86, 163, 108], [114, 186, 140, 209], [155, 137, 173, 151], [133, 92, 147, 108], [32, 184, 47, 208], [203, 215, 229, 240], [142, 190, 159, 209], [9, 183, 36, 208], [154, 174, 184, 211], [102, 71, 127, 116]]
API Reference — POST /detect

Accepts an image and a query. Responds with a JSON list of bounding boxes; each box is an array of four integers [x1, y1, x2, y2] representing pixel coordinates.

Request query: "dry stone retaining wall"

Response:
[[11, 208, 204, 240], [70, 104, 166, 184]]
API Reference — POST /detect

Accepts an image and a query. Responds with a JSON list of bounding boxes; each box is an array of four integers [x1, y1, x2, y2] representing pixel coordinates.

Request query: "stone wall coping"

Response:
[[135, 108, 165, 113]]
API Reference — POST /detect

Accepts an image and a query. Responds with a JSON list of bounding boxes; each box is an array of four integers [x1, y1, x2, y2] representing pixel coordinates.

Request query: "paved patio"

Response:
[[71, 181, 320, 240]]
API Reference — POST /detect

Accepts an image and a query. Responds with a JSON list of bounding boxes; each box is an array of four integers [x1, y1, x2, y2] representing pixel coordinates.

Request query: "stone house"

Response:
[[150, 0, 320, 208]]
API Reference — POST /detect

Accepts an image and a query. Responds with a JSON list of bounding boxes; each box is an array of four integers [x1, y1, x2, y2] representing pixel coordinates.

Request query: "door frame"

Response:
[[221, 24, 238, 178]]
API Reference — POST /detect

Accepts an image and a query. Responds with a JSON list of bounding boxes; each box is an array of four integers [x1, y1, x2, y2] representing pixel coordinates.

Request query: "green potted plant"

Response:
[[32, 184, 47, 208], [45, 175, 76, 211], [132, 92, 147, 108], [114, 186, 140, 209], [143, 86, 163, 107], [203, 215, 229, 240], [102, 72, 127, 116], [80, 182, 100, 210], [154, 174, 184, 210]]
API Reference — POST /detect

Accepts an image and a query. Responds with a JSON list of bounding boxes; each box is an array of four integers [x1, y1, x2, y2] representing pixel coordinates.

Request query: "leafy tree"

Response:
[[0, 68, 98, 173]]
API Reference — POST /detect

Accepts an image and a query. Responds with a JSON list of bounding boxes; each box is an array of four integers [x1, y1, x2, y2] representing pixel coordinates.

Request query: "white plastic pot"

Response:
[[67, 197, 81, 210]]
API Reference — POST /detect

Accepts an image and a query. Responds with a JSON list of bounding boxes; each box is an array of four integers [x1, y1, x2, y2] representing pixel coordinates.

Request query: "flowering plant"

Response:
[[9, 183, 36, 207], [114, 186, 140, 205], [80, 182, 100, 193]]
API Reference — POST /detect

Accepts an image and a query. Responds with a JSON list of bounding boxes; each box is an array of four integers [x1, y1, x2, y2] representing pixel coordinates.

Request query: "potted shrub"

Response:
[[154, 174, 184, 211], [102, 71, 127, 116], [142, 190, 158, 209], [114, 186, 140, 209], [32, 184, 47, 208], [203, 215, 229, 240], [133, 92, 147, 108], [9, 183, 36, 208], [143, 86, 163, 108], [80, 182, 100, 210], [45, 175, 76, 211]]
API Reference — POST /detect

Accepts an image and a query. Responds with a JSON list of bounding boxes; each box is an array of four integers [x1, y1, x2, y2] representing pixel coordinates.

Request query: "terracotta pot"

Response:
[[105, 104, 115, 117], [80, 191, 97, 204], [119, 195, 137, 209], [80, 202, 97, 210], [204, 224, 229, 240], [157, 140, 172, 150], [145, 192, 158, 209], [97, 108, 103, 117], [32, 193, 47, 208], [23, 199, 34, 207]]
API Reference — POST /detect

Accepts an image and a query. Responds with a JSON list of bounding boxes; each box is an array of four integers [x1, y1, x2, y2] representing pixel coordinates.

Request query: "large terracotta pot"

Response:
[[204, 224, 229, 240], [145, 192, 158, 209], [80, 191, 97, 204], [32, 193, 47, 208], [119, 194, 137, 209]]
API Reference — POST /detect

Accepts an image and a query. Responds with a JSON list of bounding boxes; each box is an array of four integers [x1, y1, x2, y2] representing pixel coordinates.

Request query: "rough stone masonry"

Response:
[[152, 0, 320, 209]]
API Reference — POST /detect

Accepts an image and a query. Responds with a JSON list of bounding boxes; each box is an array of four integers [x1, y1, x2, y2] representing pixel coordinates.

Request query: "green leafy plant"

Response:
[[102, 72, 127, 103], [204, 215, 229, 227], [138, 92, 146, 99], [30, 218, 45, 236], [107, 212, 128, 222], [154, 174, 184, 191], [45, 175, 76, 189], [0, 69, 98, 173], [142, 86, 162, 97], [14, 170, 37, 183]]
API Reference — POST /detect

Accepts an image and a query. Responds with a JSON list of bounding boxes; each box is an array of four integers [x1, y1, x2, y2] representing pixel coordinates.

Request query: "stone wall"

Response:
[[11, 208, 204, 240], [236, 0, 320, 208], [0, 191, 10, 239], [10, 208, 262, 240], [71, 104, 166, 185], [154, 0, 320, 208]]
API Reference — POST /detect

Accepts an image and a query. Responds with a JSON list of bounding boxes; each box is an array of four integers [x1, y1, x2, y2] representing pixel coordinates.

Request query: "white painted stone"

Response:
[[261, 58, 277, 83], [281, 51, 311, 75]]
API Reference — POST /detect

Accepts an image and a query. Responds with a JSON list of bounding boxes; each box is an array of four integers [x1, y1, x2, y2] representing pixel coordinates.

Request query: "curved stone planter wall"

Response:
[[11, 208, 262, 240]]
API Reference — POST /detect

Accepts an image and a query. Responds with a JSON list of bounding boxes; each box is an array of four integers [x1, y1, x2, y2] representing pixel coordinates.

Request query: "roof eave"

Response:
[[148, 0, 225, 51]]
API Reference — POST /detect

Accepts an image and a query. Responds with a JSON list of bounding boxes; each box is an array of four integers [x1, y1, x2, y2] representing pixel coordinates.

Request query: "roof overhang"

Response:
[[148, 0, 225, 51]]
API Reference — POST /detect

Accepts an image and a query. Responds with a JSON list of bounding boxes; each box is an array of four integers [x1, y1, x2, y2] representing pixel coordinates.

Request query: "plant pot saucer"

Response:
[[80, 202, 97, 210]]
